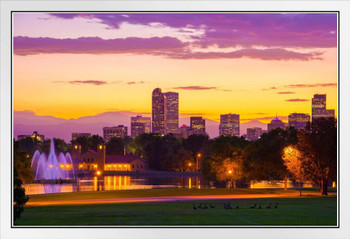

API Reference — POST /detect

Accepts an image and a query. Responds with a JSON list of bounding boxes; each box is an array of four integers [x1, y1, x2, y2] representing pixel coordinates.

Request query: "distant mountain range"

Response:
[[14, 111, 267, 142]]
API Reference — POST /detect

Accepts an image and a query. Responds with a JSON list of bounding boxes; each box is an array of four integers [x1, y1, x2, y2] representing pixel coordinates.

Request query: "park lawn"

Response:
[[27, 188, 332, 202], [16, 196, 337, 226]]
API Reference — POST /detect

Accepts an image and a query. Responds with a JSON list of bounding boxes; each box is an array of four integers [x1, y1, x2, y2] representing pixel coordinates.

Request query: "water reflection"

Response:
[[23, 175, 317, 195], [24, 175, 209, 195]]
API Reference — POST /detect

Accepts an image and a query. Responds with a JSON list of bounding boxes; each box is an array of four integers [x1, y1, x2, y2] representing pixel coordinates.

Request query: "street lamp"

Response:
[[196, 153, 201, 172], [228, 170, 233, 188], [96, 171, 102, 191]]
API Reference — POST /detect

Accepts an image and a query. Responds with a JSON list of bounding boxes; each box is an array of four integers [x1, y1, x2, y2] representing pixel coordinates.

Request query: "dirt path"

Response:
[[25, 192, 335, 207]]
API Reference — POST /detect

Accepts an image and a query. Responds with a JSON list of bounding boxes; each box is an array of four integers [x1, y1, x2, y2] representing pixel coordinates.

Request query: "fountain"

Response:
[[31, 139, 75, 181]]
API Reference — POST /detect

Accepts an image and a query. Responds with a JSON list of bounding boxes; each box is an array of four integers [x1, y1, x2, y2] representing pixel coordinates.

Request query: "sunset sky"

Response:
[[13, 13, 338, 122]]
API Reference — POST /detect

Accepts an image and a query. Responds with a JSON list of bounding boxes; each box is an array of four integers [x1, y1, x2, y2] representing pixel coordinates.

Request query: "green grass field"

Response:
[[16, 189, 337, 226]]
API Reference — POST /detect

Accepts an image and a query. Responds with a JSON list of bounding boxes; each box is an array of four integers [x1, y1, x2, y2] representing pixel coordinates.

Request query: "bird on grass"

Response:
[[266, 203, 272, 209], [250, 203, 257, 209], [274, 203, 279, 209], [198, 203, 202, 209], [210, 203, 215, 209], [202, 203, 209, 209], [258, 203, 262, 209], [224, 202, 232, 209], [235, 205, 239, 209], [193, 203, 197, 210]]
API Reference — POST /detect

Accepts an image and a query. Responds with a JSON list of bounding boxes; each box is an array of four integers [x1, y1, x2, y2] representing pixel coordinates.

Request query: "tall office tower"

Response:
[[163, 92, 179, 134], [267, 117, 286, 132], [152, 88, 166, 134], [190, 117, 206, 135], [219, 114, 240, 136], [131, 116, 151, 138], [246, 127, 263, 141], [312, 94, 335, 119], [103, 125, 128, 141], [288, 113, 310, 130]]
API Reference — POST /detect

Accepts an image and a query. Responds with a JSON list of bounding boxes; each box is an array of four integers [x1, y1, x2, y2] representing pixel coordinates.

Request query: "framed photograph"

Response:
[[1, 1, 349, 239]]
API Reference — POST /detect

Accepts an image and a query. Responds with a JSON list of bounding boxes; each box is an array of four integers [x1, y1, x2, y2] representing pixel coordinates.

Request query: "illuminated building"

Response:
[[219, 114, 240, 136], [288, 113, 310, 130], [17, 131, 45, 142], [131, 116, 151, 138], [190, 117, 206, 135], [71, 143, 147, 172], [72, 133, 91, 141], [152, 88, 166, 134], [163, 92, 179, 134], [246, 127, 263, 141], [177, 124, 194, 138], [311, 94, 335, 120], [103, 125, 128, 141], [267, 117, 286, 132]]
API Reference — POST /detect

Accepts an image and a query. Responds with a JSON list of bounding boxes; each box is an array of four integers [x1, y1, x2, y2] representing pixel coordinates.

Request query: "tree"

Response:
[[203, 136, 248, 185], [106, 137, 125, 155], [13, 167, 29, 224], [297, 117, 337, 195], [14, 141, 34, 183], [243, 127, 297, 181], [282, 145, 306, 196]]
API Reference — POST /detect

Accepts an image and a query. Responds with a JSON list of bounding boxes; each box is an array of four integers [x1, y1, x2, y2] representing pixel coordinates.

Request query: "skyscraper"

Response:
[[219, 114, 240, 136], [131, 116, 151, 138], [190, 117, 206, 135], [103, 125, 128, 141], [288, 113, 310, 130], [152, 88, 166, 134], [163, 92, 179, 134], [267, 117, 286, 132], [311, 94, 335, 120]]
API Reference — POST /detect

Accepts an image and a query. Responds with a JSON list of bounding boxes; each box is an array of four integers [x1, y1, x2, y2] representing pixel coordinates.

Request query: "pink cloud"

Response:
[[277, 91, 295, 94], [13, 36, 186, 56], [54, 80, 107, 85], [285, 98, 309, 102], [285, 83, 337, 88], [173, 86, 217, 90]]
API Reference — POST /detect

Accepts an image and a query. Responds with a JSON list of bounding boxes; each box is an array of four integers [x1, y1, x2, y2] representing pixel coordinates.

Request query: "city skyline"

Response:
[[13, 13, 337, 122]]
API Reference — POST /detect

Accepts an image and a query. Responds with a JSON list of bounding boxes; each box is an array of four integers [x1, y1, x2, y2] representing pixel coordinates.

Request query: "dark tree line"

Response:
[[14, 117, 337, 196]]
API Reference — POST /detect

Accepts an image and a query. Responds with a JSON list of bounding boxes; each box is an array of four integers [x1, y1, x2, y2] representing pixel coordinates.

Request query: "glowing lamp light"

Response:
[[49, 164, 53, 169], [188, 163, 192, 167], [228, 170, 232, 174], [97, 171, 101, 176], [66, 165, 70, 168], [60, 164, 64, 168], [197, 153, 202, 158], [74, 145, 78, 149], [99, 145, 103, 150]]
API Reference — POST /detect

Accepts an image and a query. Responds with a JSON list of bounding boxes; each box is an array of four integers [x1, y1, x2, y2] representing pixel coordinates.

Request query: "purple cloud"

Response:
[[48, 13, 337, 48], [13, 36, 186, 56], [173, 86, 217, 90], [14, 36, 322, 61], [262, 87, 277, 91], [162, 48, 323, 61], [54, 80, 107, 85], [127, 81, 145, 85], [285, 98, 309, 102], [285, 83, 337, 88], [277, 91, 295, 94]]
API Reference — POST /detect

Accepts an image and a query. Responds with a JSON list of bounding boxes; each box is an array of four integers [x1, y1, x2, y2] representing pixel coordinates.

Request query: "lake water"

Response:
[[23, 174, 319, 195], [24, 175, 210, 195]]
